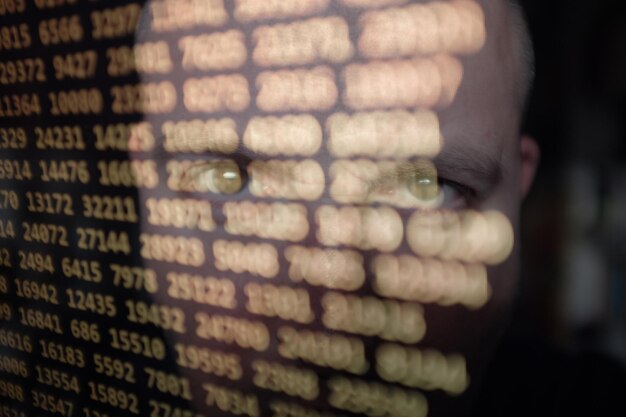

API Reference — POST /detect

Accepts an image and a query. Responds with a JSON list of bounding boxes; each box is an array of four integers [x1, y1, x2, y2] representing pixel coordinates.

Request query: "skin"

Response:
[[409, 0, 540, 412], [136, 0, 540, 415], [437, 0, 538, 301]]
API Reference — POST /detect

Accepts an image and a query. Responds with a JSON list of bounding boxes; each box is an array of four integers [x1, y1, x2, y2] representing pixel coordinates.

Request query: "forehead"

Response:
[[137, 0, 520, 161], [440, 0, 520, 156]]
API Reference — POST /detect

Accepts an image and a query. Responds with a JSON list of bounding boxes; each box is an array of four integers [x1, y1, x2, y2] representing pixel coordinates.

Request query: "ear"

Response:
[[520, 135, 540, 198]]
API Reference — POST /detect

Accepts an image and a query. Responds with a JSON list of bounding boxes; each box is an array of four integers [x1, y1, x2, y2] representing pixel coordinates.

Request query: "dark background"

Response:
[[516, 0, 626, 365]]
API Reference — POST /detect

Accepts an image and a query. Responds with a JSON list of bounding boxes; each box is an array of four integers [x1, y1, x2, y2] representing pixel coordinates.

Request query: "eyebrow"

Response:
[[433, 144, 504, 191]]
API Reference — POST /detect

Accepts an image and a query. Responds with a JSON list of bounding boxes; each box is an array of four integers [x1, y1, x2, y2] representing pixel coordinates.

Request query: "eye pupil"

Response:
[[213, 161, 244, 194]]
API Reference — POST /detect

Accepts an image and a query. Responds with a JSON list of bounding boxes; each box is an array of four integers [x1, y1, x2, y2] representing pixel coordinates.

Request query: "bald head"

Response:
[[508, 0, 535, 112]]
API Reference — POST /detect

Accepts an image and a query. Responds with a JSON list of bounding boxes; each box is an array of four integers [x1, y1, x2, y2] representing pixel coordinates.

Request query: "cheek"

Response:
[[475, 188, 523, 305]]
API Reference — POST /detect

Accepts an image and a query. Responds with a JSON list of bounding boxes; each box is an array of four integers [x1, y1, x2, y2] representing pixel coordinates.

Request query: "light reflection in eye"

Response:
[[212, 161, 245, 194], [177, 157, 470, 209], [180, 160, 245, 194], [403, 160, 441, 202], [367, 160, 469, 210]]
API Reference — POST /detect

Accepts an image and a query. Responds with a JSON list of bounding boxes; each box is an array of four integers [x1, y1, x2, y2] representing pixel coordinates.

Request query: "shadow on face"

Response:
[[132, 1, 532, 416]]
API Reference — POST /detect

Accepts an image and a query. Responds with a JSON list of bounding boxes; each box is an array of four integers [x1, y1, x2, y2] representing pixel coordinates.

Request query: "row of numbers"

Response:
[[0, 87, 177, 118], [0, 5, 139, 55], [0, 160, 158, 186], [0, 124, 152, 151], [0, 44, 169, 88], [0, 118, 235, 156], [23, 191, 137, 222]]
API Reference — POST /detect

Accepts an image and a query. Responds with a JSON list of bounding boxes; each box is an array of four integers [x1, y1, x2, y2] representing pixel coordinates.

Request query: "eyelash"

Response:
[[179, 159, 477, 211], [438, 177, 476, 209]]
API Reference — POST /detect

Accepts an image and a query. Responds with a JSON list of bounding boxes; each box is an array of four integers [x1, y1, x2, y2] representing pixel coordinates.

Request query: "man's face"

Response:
[[134, 0, 531, 415]]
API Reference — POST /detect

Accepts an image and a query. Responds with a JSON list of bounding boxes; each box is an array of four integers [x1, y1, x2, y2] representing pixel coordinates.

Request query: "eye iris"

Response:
[[213, 161, 243, 194], [407, 161, 440, 201]]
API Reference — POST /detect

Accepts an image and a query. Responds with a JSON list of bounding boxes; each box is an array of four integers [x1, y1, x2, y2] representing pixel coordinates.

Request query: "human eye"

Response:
[[177, 159, 246, 194], [367, 160, 475, 210], [434, 178, 475, 210]]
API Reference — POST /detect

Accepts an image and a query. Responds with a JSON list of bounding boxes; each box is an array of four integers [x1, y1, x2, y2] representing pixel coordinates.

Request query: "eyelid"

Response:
[[180, 159, 246, 194], [179, 161, 214, 189], [367, 161, 475, 210], [433, 153, 503, 201], [438, 178, 475, 210], [368, 160, 437, 188]]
